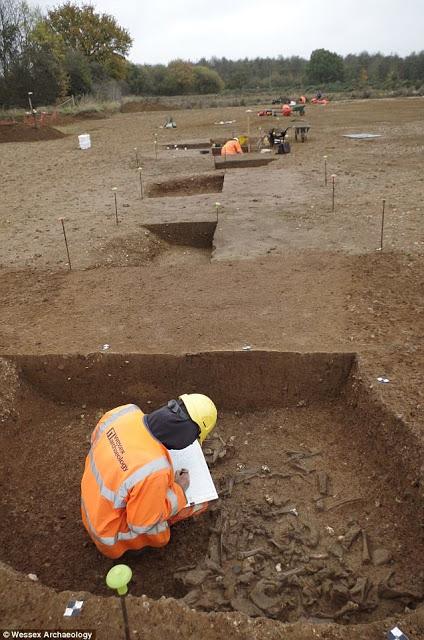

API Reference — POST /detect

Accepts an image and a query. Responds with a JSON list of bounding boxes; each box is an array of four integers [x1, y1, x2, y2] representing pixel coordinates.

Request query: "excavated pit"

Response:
[[92, 226, 214, 267], [161, 137, 262, 152], [161, 140, 211, 150], [145, 173, 224, 197], [0, 352, 423, 626], [143, 221, 217, 252], [214, 154, 277, 169]]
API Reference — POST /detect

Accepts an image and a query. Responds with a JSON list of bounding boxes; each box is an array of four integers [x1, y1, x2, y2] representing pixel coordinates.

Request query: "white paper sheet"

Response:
[[168, 440, 218, 506]]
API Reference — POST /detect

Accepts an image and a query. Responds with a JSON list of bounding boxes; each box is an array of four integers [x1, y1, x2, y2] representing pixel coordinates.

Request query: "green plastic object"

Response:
[[106, 564, 132, 596]]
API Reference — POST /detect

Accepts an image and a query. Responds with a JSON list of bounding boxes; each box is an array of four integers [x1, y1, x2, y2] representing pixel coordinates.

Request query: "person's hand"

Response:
[[175, 469, 190, 492]]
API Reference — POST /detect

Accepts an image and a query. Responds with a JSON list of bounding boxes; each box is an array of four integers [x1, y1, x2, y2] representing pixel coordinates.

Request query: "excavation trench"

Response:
[[214, 154, 277, 169], [145, 173, 224, 197], [143, 221, 217, 253], [0, 352, 423, 626], [161, 140, 211, 149], [161, 137, 263, 152]]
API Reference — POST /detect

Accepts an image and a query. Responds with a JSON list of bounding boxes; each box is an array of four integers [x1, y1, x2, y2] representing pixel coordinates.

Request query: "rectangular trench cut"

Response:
[[145, 173, 224, 198], [0, 351, 422, 626]]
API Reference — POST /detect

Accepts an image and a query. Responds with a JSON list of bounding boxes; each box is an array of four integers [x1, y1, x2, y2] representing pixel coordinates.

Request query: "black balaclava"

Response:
[[145, 399, 200, 450]]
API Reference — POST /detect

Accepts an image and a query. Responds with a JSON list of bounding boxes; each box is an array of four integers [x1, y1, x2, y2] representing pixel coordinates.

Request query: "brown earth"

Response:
[[0, 96, 423, 640], [0, 122, 66, 143]]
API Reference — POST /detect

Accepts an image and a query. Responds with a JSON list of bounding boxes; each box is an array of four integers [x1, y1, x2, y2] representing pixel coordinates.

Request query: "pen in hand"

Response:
[[175, 468, 190, 492]]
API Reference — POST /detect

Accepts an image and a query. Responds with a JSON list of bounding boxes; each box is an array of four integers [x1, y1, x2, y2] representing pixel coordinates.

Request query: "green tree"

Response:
[[63, 47, 91, 94], [192, 65, 224, 93], [305, 48, 344, 84], [164, 59, 195, 94], [1, 41, 67, 106], [127, 62, 155, 94], [42, 2, 132, 79], [0, 0, 67, 106], [148, 64, 169, 95]]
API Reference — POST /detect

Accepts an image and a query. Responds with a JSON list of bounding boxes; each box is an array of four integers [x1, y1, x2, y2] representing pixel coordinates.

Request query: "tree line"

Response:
[[1, 0, 424, 108], [108, 49, 424, 98], [191, 49, 424, 93], [0, 0, 131, 106]]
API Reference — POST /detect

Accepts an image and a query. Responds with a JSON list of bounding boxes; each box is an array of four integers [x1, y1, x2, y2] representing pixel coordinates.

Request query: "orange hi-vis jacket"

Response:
[[81, 404, 188, 559], [221, 139, 243, 155]]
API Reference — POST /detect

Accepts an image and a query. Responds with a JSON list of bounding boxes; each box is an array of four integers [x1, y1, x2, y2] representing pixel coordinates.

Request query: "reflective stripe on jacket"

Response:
[[81, 404, 187, 558], [221, 139, 243, 155]]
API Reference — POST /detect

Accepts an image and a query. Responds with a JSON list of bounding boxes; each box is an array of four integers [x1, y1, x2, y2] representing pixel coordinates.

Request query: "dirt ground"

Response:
[[0, 97, 423, 639], [0, 122, 66, 143]]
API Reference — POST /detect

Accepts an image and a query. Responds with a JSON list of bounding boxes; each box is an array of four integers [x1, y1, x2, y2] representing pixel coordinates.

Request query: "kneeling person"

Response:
[[81, 393, 217, 558], [221, 137, 243, 155]]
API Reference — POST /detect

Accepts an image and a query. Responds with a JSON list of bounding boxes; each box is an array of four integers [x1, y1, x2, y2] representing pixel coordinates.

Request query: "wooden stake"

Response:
[[28, 92, 37, 129], [380, 199, 386, 251], [323, 155, 328, 186], [215, 202, 221, 223], [59, 217, 72, 270], [246, 109, 252, 153], [331, 174, 336, 212], [112, 187, 119, 225], [138, 167, 143, 199], [134, 147, 139, 167]]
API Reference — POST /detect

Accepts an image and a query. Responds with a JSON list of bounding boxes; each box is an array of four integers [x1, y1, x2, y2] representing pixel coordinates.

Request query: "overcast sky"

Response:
[[30, 0, 423, 64]]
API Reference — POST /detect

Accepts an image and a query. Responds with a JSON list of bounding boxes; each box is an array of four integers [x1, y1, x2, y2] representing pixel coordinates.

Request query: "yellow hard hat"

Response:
[[179, 393, 217, 444]]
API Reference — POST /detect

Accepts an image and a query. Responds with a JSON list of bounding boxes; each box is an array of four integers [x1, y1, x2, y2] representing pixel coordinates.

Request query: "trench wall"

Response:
[[145, 173, 224, 197], [9, 351, 354, 409], [214, 156, 276, 169], [143, 221, 217, 248], [342, 357, 424, 501], [6, 350, 422, 501]]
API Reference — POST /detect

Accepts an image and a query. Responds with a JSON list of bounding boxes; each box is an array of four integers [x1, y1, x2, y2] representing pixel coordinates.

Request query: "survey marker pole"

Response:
[[138, 167, 143, 199], [112, 187, 119, 224], [331, 174, 336, 212], [106, 564, 132, 640], [59, 217, 72, 270], [246, 110, 252, 153], [380, 199, 386, 251]]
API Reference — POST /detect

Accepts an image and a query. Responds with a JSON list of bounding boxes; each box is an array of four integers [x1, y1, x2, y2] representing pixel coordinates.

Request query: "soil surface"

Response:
[[0, 122, 66, 143], [0, 96, 423, 639]]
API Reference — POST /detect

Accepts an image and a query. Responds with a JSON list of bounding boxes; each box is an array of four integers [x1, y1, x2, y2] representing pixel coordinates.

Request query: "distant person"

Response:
[[164, 116, 176, 128], [299, 95, 307, 104], [221, 137, 243, 155], [268, 128, 276, 147], [282, 104, 292, 117], [316, 91, 322, 100]]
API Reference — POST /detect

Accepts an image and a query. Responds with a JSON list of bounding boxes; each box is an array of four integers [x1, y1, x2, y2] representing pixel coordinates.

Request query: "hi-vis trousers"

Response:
[[125, 502, 208, 557], [168, 501, 208, 525]]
